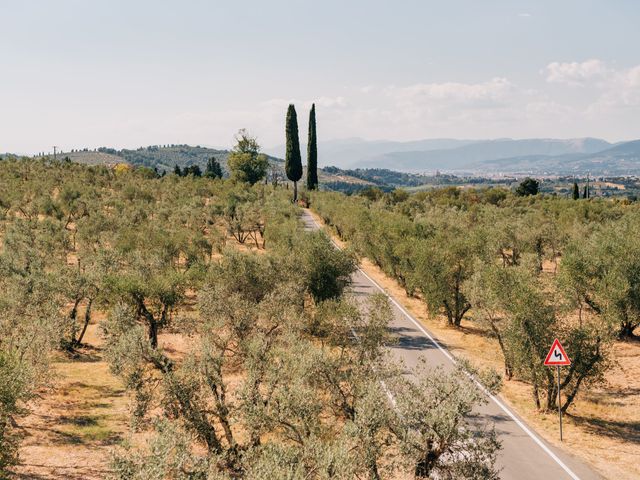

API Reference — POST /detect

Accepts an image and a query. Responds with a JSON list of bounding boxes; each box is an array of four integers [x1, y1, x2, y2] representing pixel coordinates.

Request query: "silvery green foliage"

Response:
[[110, 257, 500, 479], [111, 420, 213, 480], [390, 362, 501, 480], [0, 218, 67, 473], [467, 260, 612, 412], [0, 352, 29, 473]]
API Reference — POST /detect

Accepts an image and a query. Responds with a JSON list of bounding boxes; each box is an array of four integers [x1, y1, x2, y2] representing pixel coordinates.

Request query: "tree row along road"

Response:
[[301, 209, 602, 480]]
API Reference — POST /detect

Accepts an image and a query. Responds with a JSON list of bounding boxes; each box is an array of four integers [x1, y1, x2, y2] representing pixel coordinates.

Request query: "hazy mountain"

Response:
[[456, 140, 640, 174], [594, 139, 640, 157], [25, 137, 640, 176], [354, 138, 612, 171], [266, 137, 616, 172], [265, 137, 478, 168]]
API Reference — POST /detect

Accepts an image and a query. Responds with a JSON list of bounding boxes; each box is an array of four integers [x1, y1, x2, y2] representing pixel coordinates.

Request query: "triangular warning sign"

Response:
[[544, 338, 571, 366]]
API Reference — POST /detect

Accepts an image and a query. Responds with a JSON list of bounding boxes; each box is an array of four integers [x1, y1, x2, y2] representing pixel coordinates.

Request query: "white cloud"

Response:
[[539, 59, 640, 117], [140, 65, 640, 149], [249, 65, 640, 144], [314, 96, 347, 108], [587, 65, 640, 113], [543, 59, 609, 86], [518, 13, 532, 17], [386, 78, 514, 107]]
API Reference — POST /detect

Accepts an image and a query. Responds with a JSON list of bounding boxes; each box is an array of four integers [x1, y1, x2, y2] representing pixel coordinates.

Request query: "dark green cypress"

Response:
[[306, 103, 318, 190], [285, 104, 303, 201], [583, 185, 588, 199], [572, 182, 580, 200], [205, 156, 223, 179]]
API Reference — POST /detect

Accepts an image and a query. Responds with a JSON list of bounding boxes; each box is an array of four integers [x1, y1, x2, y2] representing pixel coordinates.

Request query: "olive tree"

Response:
[[390, 362, 501, 480], [560, 219, 640, 338], [227, 129, 269, 185], [411, 211, 486, 326]]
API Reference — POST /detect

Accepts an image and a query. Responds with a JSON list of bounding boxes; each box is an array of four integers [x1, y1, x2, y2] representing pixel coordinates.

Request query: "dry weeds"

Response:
[[308, 207, 640, 480]]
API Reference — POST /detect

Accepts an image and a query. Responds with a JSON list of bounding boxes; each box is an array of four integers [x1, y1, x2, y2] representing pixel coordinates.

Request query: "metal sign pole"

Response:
[[557, 365, 563, 441], [545, 338, 570, 441]]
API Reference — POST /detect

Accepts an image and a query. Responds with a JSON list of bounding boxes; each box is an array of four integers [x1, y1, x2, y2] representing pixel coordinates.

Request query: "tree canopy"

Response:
[[516, 177, 540, 196], [227, 129, 269, 185], [306, 103, 318, 190], [285, 104, 303, 201]]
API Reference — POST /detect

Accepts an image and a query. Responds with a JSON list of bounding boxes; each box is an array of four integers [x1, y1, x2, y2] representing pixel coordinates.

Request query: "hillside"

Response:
[[474, 140, 640, 174], [39, 138, 640, 176], [267, 137, 612, 171], [355, 138, 612, 172], [56, 150, 124, 166], [59, 145, 282, 174], [265, 137, 478, 168], [319, 166, 463, 192], [38, 139, 640, 180], [348, 137, 640, 175], [51, 145, 373, 186], [263, 137, 640, 175]]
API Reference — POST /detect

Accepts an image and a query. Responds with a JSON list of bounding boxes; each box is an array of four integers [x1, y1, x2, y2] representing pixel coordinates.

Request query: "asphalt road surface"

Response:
[[301, 209, 602, 480]]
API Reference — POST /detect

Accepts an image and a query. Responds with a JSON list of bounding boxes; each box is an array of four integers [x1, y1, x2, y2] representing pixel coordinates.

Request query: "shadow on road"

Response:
[[388, 326, 439, 351]]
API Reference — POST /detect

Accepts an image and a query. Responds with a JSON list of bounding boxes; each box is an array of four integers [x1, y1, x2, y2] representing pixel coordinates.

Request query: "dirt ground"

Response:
[[308, 208, 640, 480], [12, 321, 127, 480], [9, 230, 263, 479], [10, 213, 639, 479], [11, 315, 195, 480]]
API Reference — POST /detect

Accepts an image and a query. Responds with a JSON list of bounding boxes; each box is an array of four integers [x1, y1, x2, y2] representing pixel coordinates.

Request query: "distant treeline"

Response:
[[322, 166, 454, 187], [321, 166, 515, 189]]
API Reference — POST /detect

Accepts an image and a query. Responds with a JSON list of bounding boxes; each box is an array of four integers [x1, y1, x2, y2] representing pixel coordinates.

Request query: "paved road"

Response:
[[302, 209, 602, 480]]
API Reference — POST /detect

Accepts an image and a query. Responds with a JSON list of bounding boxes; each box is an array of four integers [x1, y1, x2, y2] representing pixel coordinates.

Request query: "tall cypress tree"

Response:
[[306, 103, 318, 190], [205, 156, 223, 179], [285, 104, 303, 202], [572, 182, 580, 200]]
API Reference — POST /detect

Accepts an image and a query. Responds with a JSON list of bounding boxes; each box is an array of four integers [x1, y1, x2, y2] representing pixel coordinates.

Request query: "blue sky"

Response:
[[2, 0, 640, 153]]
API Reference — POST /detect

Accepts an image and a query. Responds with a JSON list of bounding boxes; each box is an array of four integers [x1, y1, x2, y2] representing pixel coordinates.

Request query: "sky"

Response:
[[2, 0, 640, 154]]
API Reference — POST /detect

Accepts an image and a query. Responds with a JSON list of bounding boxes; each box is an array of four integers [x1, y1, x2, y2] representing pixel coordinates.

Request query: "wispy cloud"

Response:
[[518, 13, 532, 17], [386, 78, 514, 107], [543, 59, 609, 86], [134, 62, 640, 147], [542, 59, 640, 111]]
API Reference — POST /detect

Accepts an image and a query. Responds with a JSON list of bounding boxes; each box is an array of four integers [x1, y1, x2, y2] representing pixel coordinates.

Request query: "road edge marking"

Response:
[[304, 210, 582, 480]]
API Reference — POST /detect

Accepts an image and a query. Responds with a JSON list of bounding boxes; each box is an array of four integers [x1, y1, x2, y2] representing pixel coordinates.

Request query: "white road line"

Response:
[[304, 211, 582, 480]]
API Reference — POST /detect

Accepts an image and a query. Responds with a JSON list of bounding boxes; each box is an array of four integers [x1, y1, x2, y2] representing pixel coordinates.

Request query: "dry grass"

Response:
[[13, 322, 128, 480], [9, 230, 260, 478], [13, 208, 638, 478], [308, 208, 640, 480]]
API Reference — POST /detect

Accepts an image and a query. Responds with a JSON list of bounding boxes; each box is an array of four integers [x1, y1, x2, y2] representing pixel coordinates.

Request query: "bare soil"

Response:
[[308, 208, 640, 480], [12, 322, 127, 479]]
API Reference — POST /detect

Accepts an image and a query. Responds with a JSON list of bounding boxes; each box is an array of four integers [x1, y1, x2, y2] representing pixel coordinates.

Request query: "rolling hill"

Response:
[[59, 145, 238, 174], [30, 137, 640, 177], [343, 138, 613, 171], [267, 137, 622, 173], [52, 145, 330, 177], [472, 140, 640, 174], [265, 136, 640, 175], [46, 145, 370, 186], [265, 137, 478, 168]]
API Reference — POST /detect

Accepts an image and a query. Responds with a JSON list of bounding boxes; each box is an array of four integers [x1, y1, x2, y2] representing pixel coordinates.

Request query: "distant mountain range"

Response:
[[266, 137, 640, 175], [265, 138, 477, 168], [14, 136, 640, 177]]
